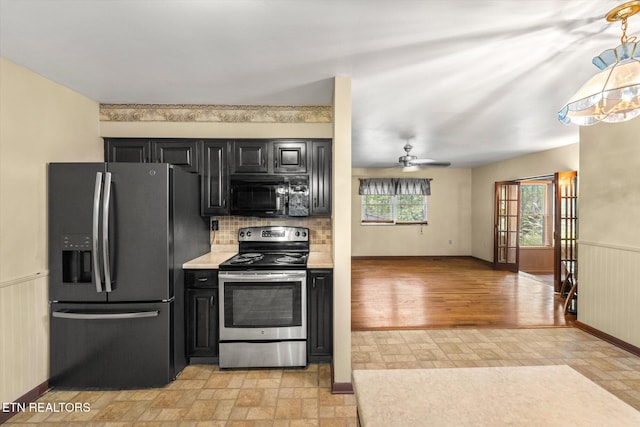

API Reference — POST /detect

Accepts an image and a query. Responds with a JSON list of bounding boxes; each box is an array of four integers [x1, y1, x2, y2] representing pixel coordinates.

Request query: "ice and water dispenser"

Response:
[[61, 234, 93, 283]]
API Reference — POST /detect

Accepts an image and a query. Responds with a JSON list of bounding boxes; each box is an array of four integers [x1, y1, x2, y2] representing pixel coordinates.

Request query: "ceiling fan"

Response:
[[395, 143, 451, 170]]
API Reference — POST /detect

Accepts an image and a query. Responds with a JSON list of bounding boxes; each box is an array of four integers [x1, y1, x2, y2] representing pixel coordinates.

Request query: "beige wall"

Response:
[[0, 57, 102, 403], [351, 168, 472, 256], [331, 77, 352, 386], [578, 119, 640, 348], [471, 144, 580, 262]]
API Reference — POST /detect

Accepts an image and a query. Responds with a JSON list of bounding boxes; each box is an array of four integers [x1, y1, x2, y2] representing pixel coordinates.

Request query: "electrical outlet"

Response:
[[211, 219, 219, 231]]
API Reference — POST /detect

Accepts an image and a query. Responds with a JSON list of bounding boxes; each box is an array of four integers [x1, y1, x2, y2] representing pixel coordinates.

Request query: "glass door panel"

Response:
[[494, 181, 520, 272], [554, 171, 578, 292]]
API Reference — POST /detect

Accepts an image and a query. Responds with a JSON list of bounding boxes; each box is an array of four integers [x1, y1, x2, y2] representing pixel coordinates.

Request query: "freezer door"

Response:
[[49, 163, 107, 302], [105, 163, 172, 302], [50, 301, 174, 389]]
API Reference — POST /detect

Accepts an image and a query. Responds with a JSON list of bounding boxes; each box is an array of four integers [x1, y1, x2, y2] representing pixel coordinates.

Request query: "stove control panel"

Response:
[[238, 226, 308, 242]]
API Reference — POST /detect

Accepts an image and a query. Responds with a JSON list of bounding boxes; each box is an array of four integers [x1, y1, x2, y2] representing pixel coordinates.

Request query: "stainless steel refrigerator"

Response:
[[48, 162, 209, 389]]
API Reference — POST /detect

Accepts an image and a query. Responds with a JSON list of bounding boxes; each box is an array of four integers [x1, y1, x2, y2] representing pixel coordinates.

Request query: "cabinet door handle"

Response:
[[313, 277, 316, 289], [210, 295, 215, 307], [197, 277, 208, 282]]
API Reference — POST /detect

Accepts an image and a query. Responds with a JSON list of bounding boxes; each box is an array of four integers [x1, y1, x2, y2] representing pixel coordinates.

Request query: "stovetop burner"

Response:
[[275, 253, 305, 264], [221, 252, 308, 269], [226, 253, 264, 265], [219, 226, 310, 270]]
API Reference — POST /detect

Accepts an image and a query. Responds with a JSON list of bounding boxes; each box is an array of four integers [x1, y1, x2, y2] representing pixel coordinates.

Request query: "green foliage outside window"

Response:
[[361, 195, 427, 224], [361, 195, 393, 222], [520, 184, 546, 246]]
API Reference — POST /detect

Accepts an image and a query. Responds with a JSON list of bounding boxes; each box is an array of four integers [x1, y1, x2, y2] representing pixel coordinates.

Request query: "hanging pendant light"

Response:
[[559, 1, 640, 125]]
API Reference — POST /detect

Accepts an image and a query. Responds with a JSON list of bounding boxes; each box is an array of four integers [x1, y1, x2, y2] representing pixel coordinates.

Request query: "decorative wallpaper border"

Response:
[[99, 104, 332, 123]]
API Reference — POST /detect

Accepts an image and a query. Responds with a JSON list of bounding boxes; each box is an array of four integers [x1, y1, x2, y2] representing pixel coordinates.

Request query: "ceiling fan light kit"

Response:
[[559, 1, 640, 125], [395, 143, 451, 169]]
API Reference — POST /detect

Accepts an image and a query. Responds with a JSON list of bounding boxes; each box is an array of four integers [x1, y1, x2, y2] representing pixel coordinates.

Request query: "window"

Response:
[[519, 181, 553, 246], [359, 178, 430, 225], [361, 194, 428, 224]]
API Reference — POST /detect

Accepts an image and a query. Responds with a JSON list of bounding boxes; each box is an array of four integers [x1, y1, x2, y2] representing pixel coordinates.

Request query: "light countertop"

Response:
[[307, 251, 333, 269], [182, 252, 237, 269], [183, 251, 333, 269]]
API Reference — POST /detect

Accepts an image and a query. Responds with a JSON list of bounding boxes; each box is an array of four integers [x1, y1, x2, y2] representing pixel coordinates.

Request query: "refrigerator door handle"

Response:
[[92, 172, 103, 293], [52, 310, 159, 320], [102, 172, 113, 292]]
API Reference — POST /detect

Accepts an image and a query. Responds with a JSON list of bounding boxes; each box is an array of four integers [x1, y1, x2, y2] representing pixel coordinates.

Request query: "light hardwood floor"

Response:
[[352, 256, 572, 331]]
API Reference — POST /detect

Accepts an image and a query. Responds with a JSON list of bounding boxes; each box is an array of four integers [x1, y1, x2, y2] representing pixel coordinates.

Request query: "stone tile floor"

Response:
[[353, 328, 640, 411], [5, 327, 640, 426]]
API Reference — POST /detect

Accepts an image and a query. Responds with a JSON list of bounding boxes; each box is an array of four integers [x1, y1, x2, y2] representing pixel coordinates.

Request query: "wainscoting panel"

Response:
[[0, 274, 49, 404], [578, 242, 640, 348]]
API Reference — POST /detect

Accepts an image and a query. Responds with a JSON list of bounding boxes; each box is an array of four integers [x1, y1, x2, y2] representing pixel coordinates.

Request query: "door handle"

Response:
[[102, 172, 113, 292], [52, 310, 159, 320], [92, 172, 103, 293]]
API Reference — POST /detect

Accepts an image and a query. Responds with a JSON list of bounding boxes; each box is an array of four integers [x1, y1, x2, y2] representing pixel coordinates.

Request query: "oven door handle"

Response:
[[219, 272, 306, 281]]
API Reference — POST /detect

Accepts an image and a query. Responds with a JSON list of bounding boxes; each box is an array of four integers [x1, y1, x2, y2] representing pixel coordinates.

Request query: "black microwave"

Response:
[[230, 175, 309, 217]]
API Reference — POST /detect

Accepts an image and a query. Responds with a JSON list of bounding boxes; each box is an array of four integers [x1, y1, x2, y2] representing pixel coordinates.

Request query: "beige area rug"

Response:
[[353, 365, 640, 426]]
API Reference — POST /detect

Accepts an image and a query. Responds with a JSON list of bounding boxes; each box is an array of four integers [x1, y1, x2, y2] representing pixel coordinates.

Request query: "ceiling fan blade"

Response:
[[408, 159, 451, 167], [408, 158, 437, 164], [419, 161, 451, 167]]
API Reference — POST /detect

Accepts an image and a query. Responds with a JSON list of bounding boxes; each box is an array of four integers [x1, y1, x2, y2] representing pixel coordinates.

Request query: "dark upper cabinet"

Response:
[[104, 137, 332, 217], [310, 140, 332, 216], [307, 269, 333, 362], [232, 140, 269, 173], [104, 139, 151, 163], [274, 141, 307, 173], [201, 140, 229, 216], [152, 140, 199, 173]]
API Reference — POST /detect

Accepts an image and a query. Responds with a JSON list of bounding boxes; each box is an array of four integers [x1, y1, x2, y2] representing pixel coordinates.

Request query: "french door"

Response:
[[554, 171, 578, 292], [494, 181, 520, 272]]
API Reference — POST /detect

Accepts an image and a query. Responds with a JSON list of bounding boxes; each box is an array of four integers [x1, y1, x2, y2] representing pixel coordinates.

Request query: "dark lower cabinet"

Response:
[[186, 270, 219, 362], [307, 269, 333, 363]]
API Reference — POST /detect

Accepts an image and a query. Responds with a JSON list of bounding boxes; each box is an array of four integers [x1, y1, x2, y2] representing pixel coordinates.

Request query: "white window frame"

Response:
[[361, 194, 428, 225]]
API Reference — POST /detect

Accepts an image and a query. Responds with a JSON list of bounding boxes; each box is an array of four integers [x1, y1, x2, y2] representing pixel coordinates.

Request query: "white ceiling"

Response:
[[0, 0, 629, 167]]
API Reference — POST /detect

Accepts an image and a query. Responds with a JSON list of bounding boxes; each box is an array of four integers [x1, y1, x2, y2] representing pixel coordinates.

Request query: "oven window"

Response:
[[224, 282, 302, 328]]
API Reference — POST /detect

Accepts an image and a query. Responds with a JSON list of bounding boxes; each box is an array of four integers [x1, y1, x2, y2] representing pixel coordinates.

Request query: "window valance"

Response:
[[358, 178, 431, 196]]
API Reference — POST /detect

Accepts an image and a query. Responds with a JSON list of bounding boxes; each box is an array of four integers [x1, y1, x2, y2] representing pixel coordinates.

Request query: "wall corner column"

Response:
[[331, 76, 352, 391]]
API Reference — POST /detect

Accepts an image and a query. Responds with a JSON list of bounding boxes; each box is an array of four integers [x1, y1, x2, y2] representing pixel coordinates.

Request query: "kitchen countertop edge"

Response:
[[183, 251, 334, 269]]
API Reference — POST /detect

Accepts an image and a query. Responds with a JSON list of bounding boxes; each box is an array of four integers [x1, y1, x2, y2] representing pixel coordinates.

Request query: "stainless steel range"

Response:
[[218, 226, 309, 368]]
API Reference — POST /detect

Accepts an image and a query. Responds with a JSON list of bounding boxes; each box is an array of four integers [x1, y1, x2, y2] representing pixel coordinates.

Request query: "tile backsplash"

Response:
[[210, 216, 332, 248]]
